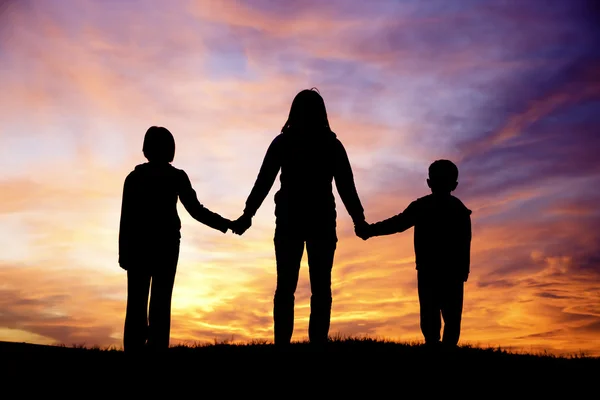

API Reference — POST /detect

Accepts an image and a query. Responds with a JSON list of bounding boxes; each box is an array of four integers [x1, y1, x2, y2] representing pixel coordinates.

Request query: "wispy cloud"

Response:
[[0, 0, 598, 355]]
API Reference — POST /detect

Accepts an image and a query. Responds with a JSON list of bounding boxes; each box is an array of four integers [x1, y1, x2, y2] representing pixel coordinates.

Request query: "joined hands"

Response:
[[354, 220, 371, 241], [230, 215, 371, 239], [230, 214, 252, 235]]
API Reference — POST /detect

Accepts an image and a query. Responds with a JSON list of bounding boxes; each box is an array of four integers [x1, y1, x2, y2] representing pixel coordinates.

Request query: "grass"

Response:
[[2, 335, 598, 395]]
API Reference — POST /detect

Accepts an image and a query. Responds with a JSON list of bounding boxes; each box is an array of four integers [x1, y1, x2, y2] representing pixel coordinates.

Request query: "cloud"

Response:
[[0, 263, 125, 346], [0, 0, 599, 356]]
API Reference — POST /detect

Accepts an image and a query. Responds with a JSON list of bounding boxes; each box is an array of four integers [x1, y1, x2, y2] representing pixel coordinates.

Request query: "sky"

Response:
[[0, 0, 599, 356]]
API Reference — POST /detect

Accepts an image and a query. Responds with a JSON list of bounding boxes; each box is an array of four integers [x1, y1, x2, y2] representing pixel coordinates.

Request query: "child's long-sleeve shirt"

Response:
[[118, 162, 229, 268], [369, 194, 472, 278]]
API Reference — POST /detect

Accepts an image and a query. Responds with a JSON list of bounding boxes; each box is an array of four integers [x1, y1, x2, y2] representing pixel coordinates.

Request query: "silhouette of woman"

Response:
[[232, 88, 367, 346]]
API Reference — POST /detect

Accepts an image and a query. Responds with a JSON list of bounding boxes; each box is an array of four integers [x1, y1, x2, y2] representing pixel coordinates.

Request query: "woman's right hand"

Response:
[[354, 220, 371, 240], [231, 214, 252, 235]]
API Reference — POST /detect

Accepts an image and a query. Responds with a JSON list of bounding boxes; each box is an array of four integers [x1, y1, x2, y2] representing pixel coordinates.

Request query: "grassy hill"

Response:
[[2, 337, 598, 395]]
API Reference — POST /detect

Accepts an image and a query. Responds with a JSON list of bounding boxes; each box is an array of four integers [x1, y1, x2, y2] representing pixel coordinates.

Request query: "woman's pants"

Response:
[[273, 230, 337, 345]]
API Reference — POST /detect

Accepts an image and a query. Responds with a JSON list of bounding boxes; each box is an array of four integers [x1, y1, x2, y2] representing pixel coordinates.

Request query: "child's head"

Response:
[[143, 126, 175, 163], [427, 159, 459, 194]]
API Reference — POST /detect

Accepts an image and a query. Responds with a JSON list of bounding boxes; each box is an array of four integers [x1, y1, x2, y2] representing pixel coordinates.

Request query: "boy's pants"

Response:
[[273, 227, 337, 346], [124, 243, 179, 353], [417, 271, 464, 346]]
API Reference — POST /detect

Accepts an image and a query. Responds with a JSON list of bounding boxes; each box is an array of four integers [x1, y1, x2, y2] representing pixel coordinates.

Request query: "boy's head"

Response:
[[427, 159, 459, 194], [143, 126, 175, 163]]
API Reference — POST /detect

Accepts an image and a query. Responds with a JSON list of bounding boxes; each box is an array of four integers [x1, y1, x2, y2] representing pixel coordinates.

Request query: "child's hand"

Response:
[[224, 219, 234, 234], [231, 214, 252, 235], [354, 220, 371, 241]]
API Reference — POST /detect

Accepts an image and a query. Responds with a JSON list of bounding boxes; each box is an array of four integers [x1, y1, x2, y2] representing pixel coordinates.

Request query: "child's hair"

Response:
[[143, 126, 175, 163], [428, 159, 459, 191], [281, 88, 331, 134]]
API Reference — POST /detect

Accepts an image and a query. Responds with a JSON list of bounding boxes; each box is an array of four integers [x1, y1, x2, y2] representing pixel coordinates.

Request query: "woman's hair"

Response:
[[281, 87, 331, 134], [143, 126, 176, 163]]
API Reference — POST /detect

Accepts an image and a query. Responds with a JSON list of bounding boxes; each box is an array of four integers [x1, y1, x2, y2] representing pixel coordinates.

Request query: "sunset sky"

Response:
[[1, 0, 599, 356]]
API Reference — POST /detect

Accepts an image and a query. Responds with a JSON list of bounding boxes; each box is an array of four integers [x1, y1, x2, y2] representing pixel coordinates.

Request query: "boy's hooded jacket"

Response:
[[369, 194, 472, 279]]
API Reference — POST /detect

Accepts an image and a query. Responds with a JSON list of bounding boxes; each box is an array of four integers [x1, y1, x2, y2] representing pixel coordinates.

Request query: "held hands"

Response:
[[354, 220, 371, 241], [231, 215, 371, 239], [230, 214, 252, 236]]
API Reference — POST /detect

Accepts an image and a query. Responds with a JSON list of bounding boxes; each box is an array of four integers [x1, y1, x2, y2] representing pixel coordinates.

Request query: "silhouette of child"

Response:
[[356, 159, 472, 348], [118, 126, 232, 353]]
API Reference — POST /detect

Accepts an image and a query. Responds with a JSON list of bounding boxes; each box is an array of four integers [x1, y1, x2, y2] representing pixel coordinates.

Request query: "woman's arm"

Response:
[[333, 140, 366, 225], [241, 135, 283, 218]]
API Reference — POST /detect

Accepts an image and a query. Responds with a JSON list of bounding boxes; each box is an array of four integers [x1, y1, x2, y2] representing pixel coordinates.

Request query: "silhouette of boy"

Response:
[[356, 160, 472, 348], [118, 126, 232, 353]]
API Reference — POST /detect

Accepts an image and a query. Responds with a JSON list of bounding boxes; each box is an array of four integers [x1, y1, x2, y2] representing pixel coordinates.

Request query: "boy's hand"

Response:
[[231, 214, 252, 235], [354, 220, 371, 240]]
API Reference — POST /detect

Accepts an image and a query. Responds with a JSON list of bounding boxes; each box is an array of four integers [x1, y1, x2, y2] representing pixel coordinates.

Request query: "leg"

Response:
[[273, 234, 304, 346], [306, 238, 336, 345], [147, 243, 179, 352], [417, 272, 442, 345], [124, 268, 151, 353], [441, 279, 464, 347]]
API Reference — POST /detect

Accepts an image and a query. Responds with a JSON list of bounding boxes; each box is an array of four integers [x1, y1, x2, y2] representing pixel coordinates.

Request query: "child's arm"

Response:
[[461, 212, 472, 282], [118, 174, 136, 270], [178, 171, 231, 233], [368, 201, 419, 238]]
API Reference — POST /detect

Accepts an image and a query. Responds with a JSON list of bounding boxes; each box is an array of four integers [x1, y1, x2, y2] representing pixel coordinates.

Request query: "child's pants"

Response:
[[417, 271, 464, 346], [123, 244, 179, 353]]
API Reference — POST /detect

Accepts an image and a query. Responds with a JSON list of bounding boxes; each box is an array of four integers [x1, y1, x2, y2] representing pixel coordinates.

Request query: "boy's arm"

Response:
[[369, 201, 419, 237], [462, 213, 472, 281], [333, 140, 366, 225], [178, 171, 230, 233]]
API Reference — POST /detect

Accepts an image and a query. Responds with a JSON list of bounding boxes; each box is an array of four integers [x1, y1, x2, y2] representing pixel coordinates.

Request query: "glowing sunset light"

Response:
[[0, 0, 599, 356]]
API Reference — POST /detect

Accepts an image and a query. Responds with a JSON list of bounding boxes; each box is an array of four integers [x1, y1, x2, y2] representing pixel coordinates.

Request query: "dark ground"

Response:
[[1, 338, 598, 396]]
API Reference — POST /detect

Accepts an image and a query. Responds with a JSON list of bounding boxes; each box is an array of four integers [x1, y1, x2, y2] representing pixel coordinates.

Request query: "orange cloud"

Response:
[[0, 0, 599, 358]]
